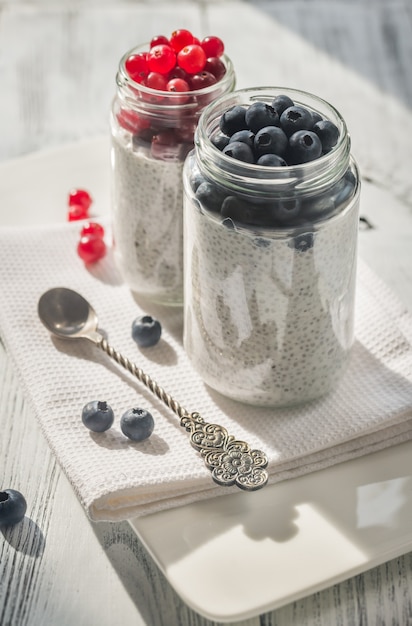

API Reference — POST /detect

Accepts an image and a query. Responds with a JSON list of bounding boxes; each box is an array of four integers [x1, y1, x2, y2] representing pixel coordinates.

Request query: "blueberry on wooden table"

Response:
[[0, 489, 27, 527]]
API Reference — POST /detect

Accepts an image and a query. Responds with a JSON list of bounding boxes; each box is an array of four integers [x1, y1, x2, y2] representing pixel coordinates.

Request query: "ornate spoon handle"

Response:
[[98, 338, 269, 491]]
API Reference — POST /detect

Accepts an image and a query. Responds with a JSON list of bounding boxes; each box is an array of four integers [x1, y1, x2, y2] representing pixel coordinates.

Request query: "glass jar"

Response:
[[110, 44, 235, 306], [183, 87, 360, 407]]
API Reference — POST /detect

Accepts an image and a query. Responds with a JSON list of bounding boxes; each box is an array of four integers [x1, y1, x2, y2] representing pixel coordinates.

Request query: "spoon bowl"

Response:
[[38, 287, 101, 342]]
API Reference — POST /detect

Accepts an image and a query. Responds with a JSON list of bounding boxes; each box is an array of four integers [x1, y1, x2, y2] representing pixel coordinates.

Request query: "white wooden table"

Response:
[[1, 2, 411, 625]]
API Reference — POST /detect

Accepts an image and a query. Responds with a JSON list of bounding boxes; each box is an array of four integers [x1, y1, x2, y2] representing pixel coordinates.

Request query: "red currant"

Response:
[[167, 77, 190, 92], [125, 52, 149, 83], [116, 108, 150, 133], [190, 71, 217, 90], [169, 29, 194, 53], [177, 44, 206, 74], [145, 72, 168, 90], [151, 130, 181, 160], [201, 36, 224, 58], [152, 130, 177, 146], [204, 57, 226, 81], [68, 188, 92, 210], [150, 34, 169, 48], [77, 235, 106, 264], [68, 205, 88, 222], [147, 45, 176, 74], [175, 120, 197, 143], [168, 66, 190, 82], [166, 78, 190, 104], [80, 222, 105, 239]]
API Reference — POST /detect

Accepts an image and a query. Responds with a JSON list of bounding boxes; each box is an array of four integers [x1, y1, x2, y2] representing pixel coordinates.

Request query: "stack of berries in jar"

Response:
[[115, 29, 231, 163], [193, 93, 355, 230], [118, 30, 228, 139], [110, 30, 235, 306]]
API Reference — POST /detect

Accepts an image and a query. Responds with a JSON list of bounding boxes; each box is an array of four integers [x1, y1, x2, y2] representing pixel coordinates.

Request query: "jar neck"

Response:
[[115, 43, 236, 125], [195, 87, 351, 199]]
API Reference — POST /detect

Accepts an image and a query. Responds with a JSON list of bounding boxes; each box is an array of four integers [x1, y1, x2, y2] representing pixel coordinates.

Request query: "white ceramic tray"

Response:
[[1, 139, 411, 623]]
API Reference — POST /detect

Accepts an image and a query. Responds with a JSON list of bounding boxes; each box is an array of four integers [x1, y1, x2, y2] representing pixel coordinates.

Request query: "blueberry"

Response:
[[310, 111, 323, 127], [290, 231, 314, 252], [229, 129, 255, 149], [302, 193, 336, 221], [222, 141, 254, 163], [131, 315, 162, 348], [271, 94, 294, 116], [254, 126, 288, 158], [221, 195, 252, 222], [222, 217, 236, 229], [288, 130, 322, 164], [332, 170, 357, 208], [221, 196, 273, 227], [195, 181, 227, 213], [82, 400, 114, 432], [120, 408, 154, 442], [132, 129, 155, 152], [280, 105, 313, 136], [211, 132, 230, 151], [313, 119, 339, 152], [256, 154, 287, 167], [272, 198, 302, 224], [245, 102, 279, 133], [253, 237, 272, 248], [190, 171, 206, 192], [0, 489, 27, 527], [219, 105, 247, 136]]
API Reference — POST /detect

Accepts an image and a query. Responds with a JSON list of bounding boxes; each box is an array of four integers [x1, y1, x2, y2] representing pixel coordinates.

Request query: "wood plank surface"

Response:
[[1, 2, 411, 625]]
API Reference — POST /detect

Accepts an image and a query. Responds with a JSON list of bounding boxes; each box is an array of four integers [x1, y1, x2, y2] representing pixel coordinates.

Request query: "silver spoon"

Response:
[[38, 287, 268, 492]]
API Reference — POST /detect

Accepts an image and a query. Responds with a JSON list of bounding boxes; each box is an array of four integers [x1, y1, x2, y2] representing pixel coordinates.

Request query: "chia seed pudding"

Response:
[[110, 39, 235, 306], [111, 131, 187, 302], [183, 88, 360, 407]]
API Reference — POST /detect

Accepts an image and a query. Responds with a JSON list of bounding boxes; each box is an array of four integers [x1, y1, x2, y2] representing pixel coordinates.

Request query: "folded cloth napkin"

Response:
[[0, 222, 412, 521]]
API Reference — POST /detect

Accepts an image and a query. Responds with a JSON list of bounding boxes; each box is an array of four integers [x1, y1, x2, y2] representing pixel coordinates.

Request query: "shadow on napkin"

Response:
[[200, 339, 412, 454]]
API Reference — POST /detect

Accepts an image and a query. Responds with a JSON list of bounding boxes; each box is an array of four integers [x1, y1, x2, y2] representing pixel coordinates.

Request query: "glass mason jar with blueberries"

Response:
[[183, 87, 360, 408], [110, 34, 236, 306]]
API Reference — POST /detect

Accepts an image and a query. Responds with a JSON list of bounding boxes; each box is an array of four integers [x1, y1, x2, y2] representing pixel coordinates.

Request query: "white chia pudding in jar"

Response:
[[110, 34, 235, 305], [112, 129, 189, 303], [183, 88, 360, 407]]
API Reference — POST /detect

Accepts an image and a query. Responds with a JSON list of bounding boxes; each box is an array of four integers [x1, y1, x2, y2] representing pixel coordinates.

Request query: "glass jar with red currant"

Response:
[[110, 30, 236, 305], [183, 87, 360, 407]]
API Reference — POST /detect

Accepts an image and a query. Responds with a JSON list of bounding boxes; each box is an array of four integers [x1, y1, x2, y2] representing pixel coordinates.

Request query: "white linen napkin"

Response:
[[0, 221, 411, 521]]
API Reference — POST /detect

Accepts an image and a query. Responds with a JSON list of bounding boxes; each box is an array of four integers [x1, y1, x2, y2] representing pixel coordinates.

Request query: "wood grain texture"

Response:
[[1, 1, 412, 625]]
